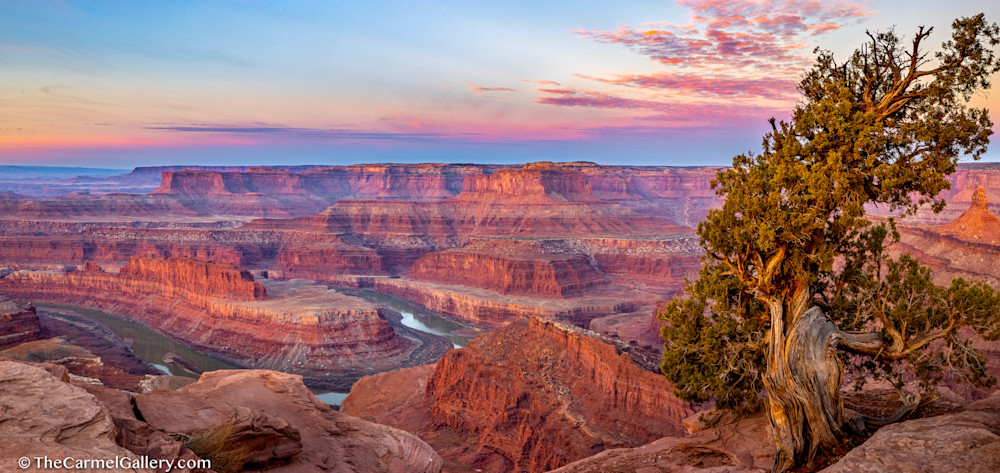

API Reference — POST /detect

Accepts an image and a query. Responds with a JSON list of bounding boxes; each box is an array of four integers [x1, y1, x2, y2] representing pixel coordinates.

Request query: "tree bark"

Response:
[[764, 303, 848, 472]]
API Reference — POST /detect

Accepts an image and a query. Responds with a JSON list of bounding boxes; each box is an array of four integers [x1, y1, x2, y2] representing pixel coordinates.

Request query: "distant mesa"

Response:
[[454, 164, 599, 203], [938, 186, 1000, 243]]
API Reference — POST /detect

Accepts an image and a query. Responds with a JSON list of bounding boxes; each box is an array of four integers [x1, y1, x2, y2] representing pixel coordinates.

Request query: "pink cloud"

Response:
[[575, 0, 872, 71], [536, 88, 575, 95], [520, 79, 561, 85], [581, 72, 799, 101], [535, 88, 784, 121], [469, 86, 515, 92]]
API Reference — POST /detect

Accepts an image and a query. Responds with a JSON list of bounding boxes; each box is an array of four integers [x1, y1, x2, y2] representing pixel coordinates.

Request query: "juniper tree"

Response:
[[658, 14, 1000, 472]]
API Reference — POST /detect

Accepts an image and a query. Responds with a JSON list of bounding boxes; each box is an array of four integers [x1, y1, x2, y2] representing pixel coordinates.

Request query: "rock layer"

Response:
[[343, 317, 695, 473], [0, 296, 42, 349], [0, 359, 161, 473], [409, 240, 607, 297], [0, 258, 414, 385]]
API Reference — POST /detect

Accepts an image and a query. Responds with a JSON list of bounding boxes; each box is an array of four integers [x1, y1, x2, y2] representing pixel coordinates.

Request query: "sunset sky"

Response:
[[2, 0, 1000, 168]]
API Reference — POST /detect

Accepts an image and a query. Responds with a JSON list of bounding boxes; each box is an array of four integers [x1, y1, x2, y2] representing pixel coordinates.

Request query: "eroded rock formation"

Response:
[[409, 240, 607, 297], [820, 392, 1000, 473], [0, 359, 163, 473], [0, 258, 419, 388], [0, 358, 442, 473], [0, 296, 42, 349], [135, 369, 443, 473], [342, 317, 695, 473]]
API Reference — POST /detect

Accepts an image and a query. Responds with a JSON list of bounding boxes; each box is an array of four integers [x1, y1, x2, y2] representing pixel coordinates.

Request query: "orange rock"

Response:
[[343, 317, 696, 473], [938, 187, 1000, 243], [0, 259, 414, 387], [0, 297, 42, 350], [409, 240, 607, 297], [135, 369, 444, 473]]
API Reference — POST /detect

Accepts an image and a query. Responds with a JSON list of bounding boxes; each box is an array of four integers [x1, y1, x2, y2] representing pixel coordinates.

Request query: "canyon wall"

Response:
[[409, 240, 607, 297], [371, 278, 636, 327], [342, 317, 694, 473], [0, 258, 414, 387], [0, 297, 42, 349]]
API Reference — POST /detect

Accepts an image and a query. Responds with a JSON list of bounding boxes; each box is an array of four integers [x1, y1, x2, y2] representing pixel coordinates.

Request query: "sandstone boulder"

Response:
[[0, 359, 158, 473], [546, 409, 773, 473], [820, 392, 1000, 473], [135, 369, 442, 473]]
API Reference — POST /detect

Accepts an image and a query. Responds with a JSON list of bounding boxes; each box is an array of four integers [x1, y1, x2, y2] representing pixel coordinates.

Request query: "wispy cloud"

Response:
[[535, 89, 783, 121], [575, 72, 799, 101], [575, 0, 872, 72], [145, 124, 483, 142], [468, 86, 515, 92], [519, 79, 561, 86], [531, 0, 872, 137]]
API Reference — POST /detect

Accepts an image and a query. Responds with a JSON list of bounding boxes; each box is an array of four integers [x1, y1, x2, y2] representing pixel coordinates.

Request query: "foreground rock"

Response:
[[820, 392, 1000, 473], [0, 359, 162, 473], [343, 317, 694, 473], [0, 357, 442, 473], [547, 410, 773, 473], [135, 369, 443, 473]]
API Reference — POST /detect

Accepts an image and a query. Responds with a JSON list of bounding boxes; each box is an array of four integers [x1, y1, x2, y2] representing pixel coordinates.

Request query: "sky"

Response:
[[2, 0, 1000, 168]]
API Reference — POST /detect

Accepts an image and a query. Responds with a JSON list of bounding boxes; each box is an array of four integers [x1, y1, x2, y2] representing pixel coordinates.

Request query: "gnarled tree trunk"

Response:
[[763, 299, 920, 472], [763, 303, 848, 472]]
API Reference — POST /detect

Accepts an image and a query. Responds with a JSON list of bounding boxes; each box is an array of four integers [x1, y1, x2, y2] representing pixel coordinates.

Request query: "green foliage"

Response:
[[659, 15, 1000, 412], [832, 247, 1000, 393], [659, 263, 767, 412]]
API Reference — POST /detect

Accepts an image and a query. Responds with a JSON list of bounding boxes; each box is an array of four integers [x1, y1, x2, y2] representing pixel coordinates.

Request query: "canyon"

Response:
[[3, 162, 1000, 472], [0, 257, 442, 389]]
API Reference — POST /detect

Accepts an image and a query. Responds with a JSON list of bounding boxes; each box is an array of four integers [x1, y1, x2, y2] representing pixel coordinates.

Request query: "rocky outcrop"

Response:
[[135, 369, 443, 473], [0, 259, 417, 387], [409, 240, 607, 297], [0, 359, 163, 473], [342, 317, 695, 473], [152, 164, 486, 205], [937, 186, 1000, 244], [248, 165, 691, 240], [454, 163, 599, 203], [79, 383, 210, 472], [0, 358, 441, 473], [820, 392, 1000, 473], [546, 410, 773, 473], [0, 297, 42, 349], [116, 256, 266, 300], [894, 189, 1000, 286], [582, 237, 702, 286]]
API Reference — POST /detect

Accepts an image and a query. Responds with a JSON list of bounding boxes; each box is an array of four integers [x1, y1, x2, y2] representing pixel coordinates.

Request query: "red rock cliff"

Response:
[[455, 163, 598, 203], [409, 239, 606, 297], [343, 317, 695, 473], [118, 256, 266, 300], [0, 297, 42, 349], [0, 259, 413, 387]]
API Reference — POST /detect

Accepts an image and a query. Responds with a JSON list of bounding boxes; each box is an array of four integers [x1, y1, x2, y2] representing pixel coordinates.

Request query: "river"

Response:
[[34, 290, 485, 406]]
